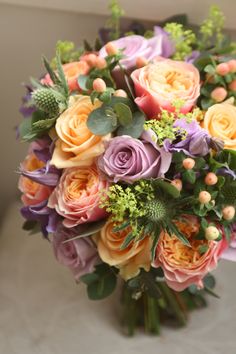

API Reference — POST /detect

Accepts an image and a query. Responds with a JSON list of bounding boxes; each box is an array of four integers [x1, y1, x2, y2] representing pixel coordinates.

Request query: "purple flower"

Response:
[[21, 201, 60, 238], [99, 33, 173, 70], [221, 224, 236, 261], [98, 130, 172, 184], [153, 26, 174, 58], [185, 50, 200, 64], [52, 224, 99, 281], [19, 85, 36, 118], [164, 118, 211, 157]]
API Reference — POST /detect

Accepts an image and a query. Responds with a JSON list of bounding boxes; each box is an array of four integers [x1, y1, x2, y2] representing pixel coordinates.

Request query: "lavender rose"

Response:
[[164, 118, 211, 157], [98, 130, 172, 184], [99, 33, 173, 70], [52, 225, 99, 281]]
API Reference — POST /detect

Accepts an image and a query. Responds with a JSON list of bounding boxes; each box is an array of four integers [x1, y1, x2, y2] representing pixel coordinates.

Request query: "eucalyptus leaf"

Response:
[[117, 111, 145, 138], [77, 75, 89, 91], [114, 102, 133, 126], [87, 106, 118, 135], [63, 219, 107, 243]]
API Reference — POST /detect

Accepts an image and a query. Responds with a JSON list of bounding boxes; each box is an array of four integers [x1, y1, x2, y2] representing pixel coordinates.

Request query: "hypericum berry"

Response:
[[92, 78, 106, 93], [171, 179, 182, 191], [228, 79, 236, 91], [95, 57, 107, 69], [216, 62, 230, 76], [85, 53, 97, 67], [199, 191, 211, 204], [205, 226, 220, 240], [136, 56, 148, 68], [105, 42, 118, 56], [211, 87, 227, 102], [182, 158, 195, 170], [205, 172, 218, 186], [228, 59, 236, 73], [222, 206, 235, 220], [114, 89, 127, 98], [32, 88, 59, 114]]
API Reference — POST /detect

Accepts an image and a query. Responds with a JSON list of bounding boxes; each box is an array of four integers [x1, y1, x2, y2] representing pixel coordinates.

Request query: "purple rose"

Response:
[[164, 118, 211, 157], [52, 225, 99, 281], [99, 33, 173, 70], [98, 130, 172, 184]]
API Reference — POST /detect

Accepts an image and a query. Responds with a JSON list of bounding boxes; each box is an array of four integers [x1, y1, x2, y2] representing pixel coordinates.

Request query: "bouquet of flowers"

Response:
[[18, 2, 236, 335]]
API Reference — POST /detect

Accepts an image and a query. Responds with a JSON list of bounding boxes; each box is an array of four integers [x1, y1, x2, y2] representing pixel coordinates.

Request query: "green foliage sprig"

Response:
[[106, 0, 124, 40]]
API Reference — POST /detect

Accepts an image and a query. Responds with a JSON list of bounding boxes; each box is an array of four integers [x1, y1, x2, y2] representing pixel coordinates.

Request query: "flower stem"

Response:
[[144, 294, 160, 335]]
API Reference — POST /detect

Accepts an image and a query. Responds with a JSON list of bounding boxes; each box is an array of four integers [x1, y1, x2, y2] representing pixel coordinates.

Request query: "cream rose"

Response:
[[51, 95, 111, 168], [131, 56, 200, 118], [203, 101, 236, 150], [97, 220, 151, 280]]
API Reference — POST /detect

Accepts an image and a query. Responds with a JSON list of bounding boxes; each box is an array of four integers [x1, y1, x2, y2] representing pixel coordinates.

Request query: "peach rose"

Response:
[[19, 152, 52, 206], [51, 95, 111, 168], [152, 216, 227, 291], [97, 220, 151, 280], [203, 101, 236, 150], [48, 165, 109, 228], [131, 57, 200, 118], [42, 61, 90, 92]]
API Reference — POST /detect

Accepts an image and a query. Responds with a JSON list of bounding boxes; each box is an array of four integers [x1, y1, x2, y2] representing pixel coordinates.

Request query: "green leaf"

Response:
[[182, 170, 196, 184], [19, 118, 33, 140], [198, 244, 209, 254], [117, 111, 145, 138], [120, 232, 135, 250], [80, 273, 99, 285], [77, 75, 89, 91], [114, 102, 133, 126], [99, 90, 112, 104], [42, 55, 60, 85], [204, 64, 215, 75], [56, 51, 69, 96], [152, 179, 180, 198], [32, 117, 56, 130], [203, 274, 216, 289], [63, 219, 107, 243], [87, 106, 118, 135], [113, 221, 130, 232], [151, 226, 161, 260], [168, 223, 191, 247], [83, 39, 93, 51], [201, 97, 215, 110], [22, 220, 38, 231]]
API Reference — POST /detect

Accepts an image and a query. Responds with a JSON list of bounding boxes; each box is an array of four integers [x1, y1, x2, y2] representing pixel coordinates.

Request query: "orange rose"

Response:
[[51, 95, 111, 168], [97, 220, 151, 280], [19, 152, 52, 206], [42, 61, 90, 92], [203, 101, 236, 150]]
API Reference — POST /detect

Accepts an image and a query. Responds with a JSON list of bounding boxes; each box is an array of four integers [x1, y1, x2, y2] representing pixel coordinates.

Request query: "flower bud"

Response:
[[228, 79, 236, 91], [227, 59, 236, 73], [105, 42, 118, 56], [216, 62, 230, 76], [205, 172, 218, 186], [205, 226, 220, 240], [211, 87, 227, 102], [92, 78, 106, 93], [136, 56, 148, 68], [198, 191, 211, 204], [171, 179, 182, 191], [85, 53, 97, 67], [114, 89, 128, 98], [222, 206, 235, 220], [182, 158, 195, 170], [95, 57, 107, 69]]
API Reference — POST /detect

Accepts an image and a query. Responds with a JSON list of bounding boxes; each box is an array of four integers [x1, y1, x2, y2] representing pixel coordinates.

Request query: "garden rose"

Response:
[[48, 165, 108, 228], [203, 101, 236, 150], [99, 34, 173, 70], [98, 130, 172, 183], [152, 216, 227, 291], [42, 61, 90, 92], [51, 95, 111, 168], [131, 57, 200, 118], [52, 224, 99, 281], [97, 219, 151, 280], [19, 151, 52, 206]]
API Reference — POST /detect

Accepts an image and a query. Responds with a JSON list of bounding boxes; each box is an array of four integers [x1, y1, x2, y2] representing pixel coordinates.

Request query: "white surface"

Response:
[[1, 0, 236, 29], [0, 202, 236, 354]]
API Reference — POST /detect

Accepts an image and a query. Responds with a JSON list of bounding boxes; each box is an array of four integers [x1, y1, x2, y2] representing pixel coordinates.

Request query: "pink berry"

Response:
[[136, 56, 148, 68], [85, 53, 97, 67], [105, 42, 118, 56], [227, 59, 236, 73], [114, 89, 128, 98], [216, 62, 230, 76], [205, 172, 218, 186], [205, 226, 220, 240], [222, 206, 235, 220], [171, 179, 182, 191], [199, 191, 211, 204], [211, 87, 227, 102], [228, 79, 236, 91], [182, 158, 195, 170], [92, 78, 106, 93], [95, 57, 107, 69]]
